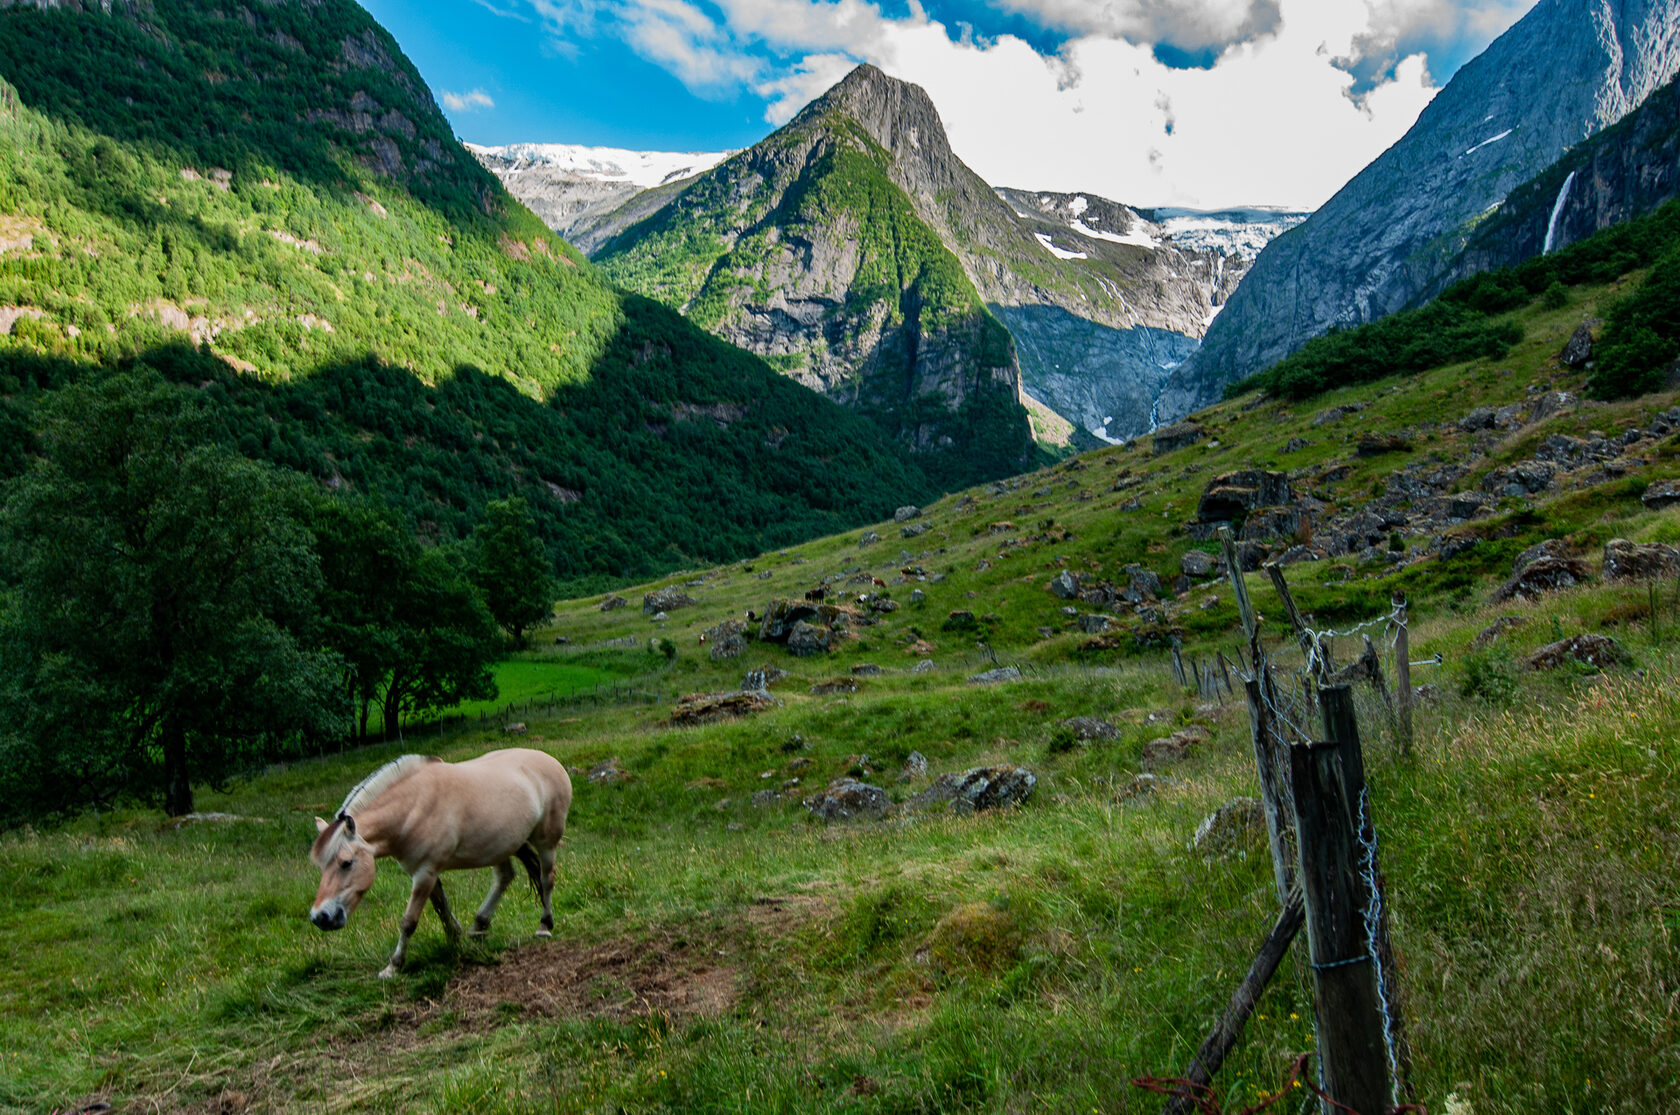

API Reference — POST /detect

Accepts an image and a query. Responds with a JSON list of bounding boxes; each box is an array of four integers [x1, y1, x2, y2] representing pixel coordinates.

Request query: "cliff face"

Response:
[[1433, 76, 1680, 290], [1163, 0, 1680, 419]]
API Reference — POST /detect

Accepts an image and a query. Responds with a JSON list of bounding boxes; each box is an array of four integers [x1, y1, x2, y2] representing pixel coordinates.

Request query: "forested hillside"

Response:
[[0, 0, 930, 589]]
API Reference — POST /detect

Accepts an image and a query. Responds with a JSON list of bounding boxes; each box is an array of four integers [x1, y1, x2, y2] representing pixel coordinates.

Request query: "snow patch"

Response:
[[1034, 232, 1088, 260], [1071, 218, 1157, 249], [467, 142, 733, 188], [1463, 129, 1513, 156], [1068, 195, 1089, 216]]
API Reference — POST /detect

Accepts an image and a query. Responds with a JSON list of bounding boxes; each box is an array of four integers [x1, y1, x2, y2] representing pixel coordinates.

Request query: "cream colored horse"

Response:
[[308, 748, 572, 978]]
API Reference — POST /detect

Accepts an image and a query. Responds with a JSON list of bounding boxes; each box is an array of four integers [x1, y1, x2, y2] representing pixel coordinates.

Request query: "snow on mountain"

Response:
[[466, 142, 732, 188], [1141, 207, 1311, 259]]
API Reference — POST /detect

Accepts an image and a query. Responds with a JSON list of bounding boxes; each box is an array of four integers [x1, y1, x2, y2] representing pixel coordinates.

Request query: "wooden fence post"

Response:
[[1171, 640, 1188, 688], [1291, 686, 1392, 1115], [1392, 594, 1413, 755]]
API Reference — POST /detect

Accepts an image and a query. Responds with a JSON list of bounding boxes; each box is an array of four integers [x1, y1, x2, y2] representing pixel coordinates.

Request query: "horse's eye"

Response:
[[339, 860, 352, 871]]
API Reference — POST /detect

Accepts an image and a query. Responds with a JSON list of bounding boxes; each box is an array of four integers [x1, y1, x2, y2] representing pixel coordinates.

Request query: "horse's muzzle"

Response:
[[310, 906, 347, 931]]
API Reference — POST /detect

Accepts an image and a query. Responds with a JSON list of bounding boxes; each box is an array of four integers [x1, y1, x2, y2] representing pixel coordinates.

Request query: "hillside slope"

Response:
[[0, 0, 930, 589], [1165, 0, 1680, 416]]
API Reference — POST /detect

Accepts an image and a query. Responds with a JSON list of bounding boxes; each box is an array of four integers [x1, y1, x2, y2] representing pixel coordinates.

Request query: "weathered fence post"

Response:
[[1171, 639, 1188, 687], [1291, 686, 1392, 1115], [1392, 593, 1413, 755]]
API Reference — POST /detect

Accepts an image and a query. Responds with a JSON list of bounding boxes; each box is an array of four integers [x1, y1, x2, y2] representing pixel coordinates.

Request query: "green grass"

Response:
[[7, 253, 1680, 1114]]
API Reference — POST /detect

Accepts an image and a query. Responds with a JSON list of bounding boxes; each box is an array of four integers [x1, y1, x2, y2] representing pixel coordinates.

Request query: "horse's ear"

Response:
[[315, 816, 329, 834], [342, 815, 357, 838]]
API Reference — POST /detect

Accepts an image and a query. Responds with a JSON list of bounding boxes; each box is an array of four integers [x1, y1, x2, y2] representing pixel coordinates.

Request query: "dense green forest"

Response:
[[1236, 196, 1680, 401], [0, 1, 937, 593]]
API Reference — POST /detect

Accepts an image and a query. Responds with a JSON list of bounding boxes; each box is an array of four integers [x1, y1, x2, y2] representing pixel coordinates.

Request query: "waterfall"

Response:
[[1543, 170, 1577, 254]]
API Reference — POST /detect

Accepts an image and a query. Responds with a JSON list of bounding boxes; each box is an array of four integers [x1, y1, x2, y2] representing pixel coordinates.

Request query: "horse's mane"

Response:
[[337, 754, 439, 818]]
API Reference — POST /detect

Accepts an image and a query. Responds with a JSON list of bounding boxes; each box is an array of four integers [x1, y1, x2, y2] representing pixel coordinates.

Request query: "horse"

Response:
[[308, 748, 573, 978]]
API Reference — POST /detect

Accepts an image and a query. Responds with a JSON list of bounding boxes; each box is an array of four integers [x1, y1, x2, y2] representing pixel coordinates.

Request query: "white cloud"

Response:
[[441, 88, 497, 111], [504, 0, 1537, 209]]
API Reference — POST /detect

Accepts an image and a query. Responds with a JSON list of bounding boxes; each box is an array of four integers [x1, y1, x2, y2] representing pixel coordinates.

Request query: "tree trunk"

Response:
[[162, 720, 192, 817]]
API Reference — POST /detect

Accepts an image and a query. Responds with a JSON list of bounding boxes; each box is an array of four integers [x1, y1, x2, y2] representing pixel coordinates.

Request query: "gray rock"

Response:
[[1561, 324, 1594, 368], [1482, 461, 1554, 496], [599, 594, 628, 612], [804, 779, 889, 821], [1062, 716, 1119, 741], [909, 588, 926, 605], [1196, 469, 1292, 522], [898, 751, 929, 781], [1494, 403, 1526, 428], [1122, 564, 1162, 603], [704, 619, 748, 660], [1530, 390, 1578, 422], [1141, 727, 1209, 771], [1524, 634, 1627, 671], [858, 530, 879, 546], [1471, 615, 1527, 650], [1643, 479, 1680, 509], [742, 664, 789, 690], [894, 505, 922, 522], [908, 765, 1037, 814], [850, 663, 884, 676], [910, 659, 937, 674], [643, 586, 698, 615], [1191, 798, 1265, 858], [751, 789, 782, 808], [1495, 548, 1590, 602], [787, 620, 835, 657], [1459, 406, 1497, 431], [1077, 613, 1115, 634], [586, 758, 632, 785], [1151, 422, 1202, 456], [901, 522, 930, 539], [1048, 570, 1081, 599], [967, 666, 1022, 685], [1180, 549, 1218, 578], [1603, 538, 1680, 582]]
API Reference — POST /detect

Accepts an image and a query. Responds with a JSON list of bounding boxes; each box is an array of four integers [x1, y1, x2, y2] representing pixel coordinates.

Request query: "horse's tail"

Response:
[[514, 842, 543, 894]]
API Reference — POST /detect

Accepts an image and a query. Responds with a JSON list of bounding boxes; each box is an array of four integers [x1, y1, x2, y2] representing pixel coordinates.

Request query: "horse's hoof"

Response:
[[535, 928, 552, 939], [377, 965, 398, 980]]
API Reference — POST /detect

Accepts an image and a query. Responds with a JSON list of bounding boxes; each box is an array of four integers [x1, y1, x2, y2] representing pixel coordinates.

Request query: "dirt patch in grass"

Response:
[[447, 934, 739, 1022]]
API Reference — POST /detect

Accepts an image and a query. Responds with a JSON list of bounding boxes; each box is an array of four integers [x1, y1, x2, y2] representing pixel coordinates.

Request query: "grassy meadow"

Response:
[[5, 277, 1680, 1114]]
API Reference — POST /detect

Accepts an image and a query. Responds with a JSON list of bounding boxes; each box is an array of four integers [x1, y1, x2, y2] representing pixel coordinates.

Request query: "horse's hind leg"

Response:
[[471, 859, 517, 937], [429, 878, 464, 941], [535, 845, 557, 939]]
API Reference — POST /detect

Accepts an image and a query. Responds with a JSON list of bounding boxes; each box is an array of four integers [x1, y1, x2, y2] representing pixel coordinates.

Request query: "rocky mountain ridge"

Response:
[[1165, 0, 1680, 418]]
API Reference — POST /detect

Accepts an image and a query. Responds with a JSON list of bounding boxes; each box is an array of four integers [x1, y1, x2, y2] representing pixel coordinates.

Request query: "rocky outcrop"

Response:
[[1196, 469, 1292, 522], [1603, 538, 1680, 581], [643, 586, 697, 615], [907, 766, 1037, 814], [1164, 0, 1680, 414], [804, 778, 889, 821], [670, 690, 776, 726], [1524, 634, 1627, 670]]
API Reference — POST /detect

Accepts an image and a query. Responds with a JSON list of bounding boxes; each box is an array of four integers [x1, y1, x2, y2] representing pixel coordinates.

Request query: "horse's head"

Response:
[[308, 815, 376, 931]]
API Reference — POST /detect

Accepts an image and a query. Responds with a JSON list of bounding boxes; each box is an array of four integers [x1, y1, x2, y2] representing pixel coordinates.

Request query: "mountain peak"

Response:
[[798, 63, 948, 161]]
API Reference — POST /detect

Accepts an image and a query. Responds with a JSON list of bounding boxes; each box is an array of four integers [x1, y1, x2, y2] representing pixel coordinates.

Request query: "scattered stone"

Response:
[[1122, 564, 1162, 603], [1285, 437, 1309, 452], [858, 530, 880, 546], [911, 659, 937, 674], [810, 677, 861, 695], [586, 758, 632, 785], [850, 663, 883, 676], [649, 611, 668, 623], [643, 586, 697, 614], [909, 588, 926, 606], [1482, 461, 1554, 497], [1356, 433, 1411, 457], [704, 619, 748, 660], [1196, 469, 1292, 522], [1642, 479, 1680, 510], [1114, 772, 1183, 803], [901, 522, 930, 539], [805, 779, 889, 821], [1062, 717, 1119, 741], [1312, 403, 1365, 426], [1459, 407, 1497, 432], [670, 690, 776, 726], [1191, 798, 1265, 858], [1603, 538, 1680, 582], [1077, 613, 1115, 634], [742, 664, 789, 691], [1560, 323, 1594, 369], [908, 766, 1037, 814], [967, 666, 1022, 685], [894, 505, 922, 522], [1181, 550, 1218, 578], [1495, 541, 1589, 602], [1276, 545, 1320, 565], [751, 790, 782, 808], [1494, 403, 1525, 428], [1152, 422, 1202, 455], [1530, 390, 1577, 422], [502, 722, 527, 734], [898, 751, 929, 781], [1524, 634, 1627, 671], [1048, 570, 1081, 599], [1471, 615, 1527, 650], [1140, 727, 1207, 771], [787, 620, 835, 657], [599, 594, 628, 612]]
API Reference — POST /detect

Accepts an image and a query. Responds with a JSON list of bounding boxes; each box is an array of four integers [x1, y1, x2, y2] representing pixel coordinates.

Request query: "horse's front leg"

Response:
[[379, 871, 437, 979], [429, 877, 465, 941]]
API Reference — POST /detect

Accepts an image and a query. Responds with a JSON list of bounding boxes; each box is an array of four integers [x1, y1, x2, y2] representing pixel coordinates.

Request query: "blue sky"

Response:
[[363, 0, 1539, 209]]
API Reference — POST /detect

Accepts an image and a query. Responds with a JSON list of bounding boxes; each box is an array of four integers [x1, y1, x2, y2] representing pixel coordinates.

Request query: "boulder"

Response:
[[1114, 772, 1184, 802], [599, 594, 628, 612], [858, 530, 879, 546], [894, 505, 922, 522], [1122, 564, 1163, 603], [967, 666, 1022, 685], [1560, 323, 1594, 368], [1494, 403, 1526, 428], [1242, 506, 1309, 542], [909, 588, 926, 605], [1312, 403, 1365, 426], [1141, 730, 1198, 771], [586, 758, 632, 785], [1602, 538, 1680, 582], [804, 779, 889, 821], [670, 690, 776, 726], [786, 620, 835, 657], [758, 598, 853, 641], [741, 664, 788, 691], [910, 659, 937, 674], [1524, 634, 1627, 671], [1077, 613, 1115, 634], [1062, 717, 1119, 741], [1048, 570, 1081, 599], [1196, 469, 1292, 522], [898, 751, 929, 781], [751, 790, 782, 809], [1191, 798, 1265, 858], [850, 663, 883, 676], [704, 619, 748, 660], [1494, 555, 1589, 602], [1482, 461, 1554, 497], [1530, 390, 1577, 422], [1642, 479, 1680, 510], [1459, 406, 1497, 431], [908, 766, 1037, 814], [1151, 422, 1203, 455], [1180, 549, 1218, 578], [901, 522, 930, 539], [643, 586, 697, 615], [1356, 433, 1411, 457]]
